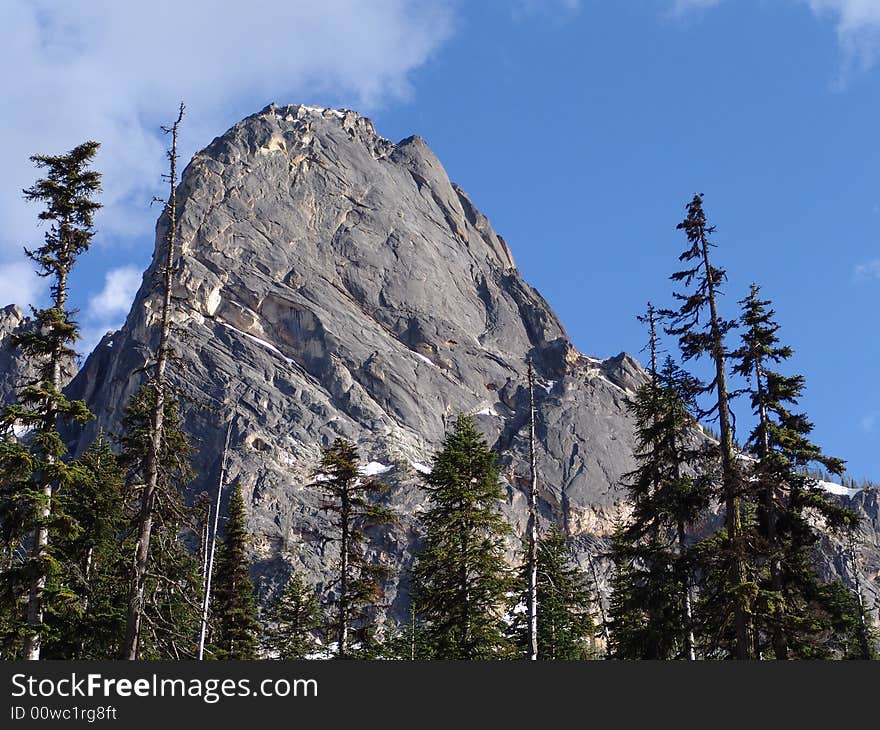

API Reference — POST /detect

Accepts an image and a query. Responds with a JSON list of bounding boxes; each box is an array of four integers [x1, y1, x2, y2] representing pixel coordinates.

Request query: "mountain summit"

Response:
[[61, 102, 648, 605]]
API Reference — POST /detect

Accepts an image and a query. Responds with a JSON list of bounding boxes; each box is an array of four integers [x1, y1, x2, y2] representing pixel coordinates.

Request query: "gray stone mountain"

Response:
[[0, 305, 30, 400], [65, 103, 647, 613], [2, 103, 876, 630]]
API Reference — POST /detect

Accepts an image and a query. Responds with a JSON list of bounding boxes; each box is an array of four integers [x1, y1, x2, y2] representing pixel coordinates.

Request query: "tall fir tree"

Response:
[[314, 438, 395, 659], [116, 386, 201, 659], [412, 414, 513, 659], [609, 355, 710, 659], [510, 527, 596, 660], [43, 434, 128, 658], [0, 141, 101, 659], [261, 569, 320, 660], [730, 283, 861, 658], [662, 193, 752, 659], [211, 483, 260, 659]]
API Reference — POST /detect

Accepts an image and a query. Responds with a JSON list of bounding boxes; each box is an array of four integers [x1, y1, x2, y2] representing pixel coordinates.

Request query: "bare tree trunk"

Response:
[[526, 360, 539, 661], [847, 528, 872, 659], [338, 494, 350, 659], [697, 231, 750, 660], [677, 519, 696, 660], [586, 550, 610, 656], [124, 104, 184, 660], [198, 419, 233, 660], [24, 232, 71, 660]]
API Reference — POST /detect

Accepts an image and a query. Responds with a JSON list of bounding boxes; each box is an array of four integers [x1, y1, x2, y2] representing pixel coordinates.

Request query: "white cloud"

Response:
[[87, 266, 142, 321], [669, 1, 880, 74], [78, 265, 144, 356], [854, 258, 880, 281], [806, 0, 880, 74], [0, 262, 45, 310], [860, 410, 879, 433], [0, 0, 454, 303], [670, 0, 722, 15]]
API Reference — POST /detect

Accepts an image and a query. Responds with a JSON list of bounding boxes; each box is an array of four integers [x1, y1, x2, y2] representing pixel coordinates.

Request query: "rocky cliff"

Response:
[[60, 104, 648, 612], [3, 103, 876, 626]]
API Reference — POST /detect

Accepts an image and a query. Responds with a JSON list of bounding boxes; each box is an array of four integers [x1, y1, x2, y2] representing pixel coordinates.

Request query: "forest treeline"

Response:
[[0, 117, 877, 660]]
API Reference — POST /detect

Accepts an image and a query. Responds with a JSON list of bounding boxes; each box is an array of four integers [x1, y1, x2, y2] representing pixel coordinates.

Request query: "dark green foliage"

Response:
[[211, 483, 260, 660], [412, 415, 513, 659], [261, 570, 320, 659], [116, 385, 201, 659], [380, 600, 431, 660], [609, 357, 710, 659], [314, 438, 395, 658], [730, 284, 858, 659], [662, 193, 751, 659], [0, 141, 101, 657], [43, 435, 128, 659], [510, 527, 596, 660]]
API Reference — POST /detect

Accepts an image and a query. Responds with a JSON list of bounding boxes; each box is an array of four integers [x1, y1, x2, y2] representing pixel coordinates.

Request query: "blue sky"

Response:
[[1, 0, 877, 479]]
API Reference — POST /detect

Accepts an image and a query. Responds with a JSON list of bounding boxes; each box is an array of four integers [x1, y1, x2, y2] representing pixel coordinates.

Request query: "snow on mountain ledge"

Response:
[[360, 461, 393, 477], [818, 480, 863, 499]]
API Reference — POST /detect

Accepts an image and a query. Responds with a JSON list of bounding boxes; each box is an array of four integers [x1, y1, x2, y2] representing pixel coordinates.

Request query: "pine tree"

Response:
[[314, 438, 395, 659], [116, 385, 201, 659], [0, 141, 101, 659], [730, 283, 858, 658], [261, 569, 320, 659], [44, 434, 128, 658], [412, 414, 513, 659], [211, 483, 260, 659], [609, 355, 710, 659], [662, 194, 752, 659], [125, 104, 185, 659], [511, 527, 596, 660]]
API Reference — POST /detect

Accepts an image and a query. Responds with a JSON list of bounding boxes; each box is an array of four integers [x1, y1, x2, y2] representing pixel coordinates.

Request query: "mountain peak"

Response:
[[66, 103, 646, 609]]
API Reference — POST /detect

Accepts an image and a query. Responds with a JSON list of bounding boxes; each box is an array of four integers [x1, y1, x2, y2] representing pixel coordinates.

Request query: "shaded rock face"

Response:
[[0, 305, 30, 403], [64, 104, 644, 612], [57, 104, 878, 625]]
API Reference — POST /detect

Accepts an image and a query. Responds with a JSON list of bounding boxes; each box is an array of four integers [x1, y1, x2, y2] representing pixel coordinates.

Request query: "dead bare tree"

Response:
[[124, 103, 185, 660]]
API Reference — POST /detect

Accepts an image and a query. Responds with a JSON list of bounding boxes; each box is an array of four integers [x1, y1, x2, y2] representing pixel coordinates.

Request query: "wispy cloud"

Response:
[[0, 262, 46, 313], [0, 0, 455, 308], [80, 265, 145, 355], [87, 266, 142, 321], [670, 1, 880, 77], [512, 0, 581, 21], [807, 0, 880, 76], [854, 258, 880, 281], [669, 0, 723, 16], [860, 410, 880, 433]]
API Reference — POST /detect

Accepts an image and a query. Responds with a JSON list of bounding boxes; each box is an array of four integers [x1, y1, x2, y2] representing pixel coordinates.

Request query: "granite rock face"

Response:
[[0, 305, 30, 402], [11, 103, 876, 626], [60, 104, 646, 612]]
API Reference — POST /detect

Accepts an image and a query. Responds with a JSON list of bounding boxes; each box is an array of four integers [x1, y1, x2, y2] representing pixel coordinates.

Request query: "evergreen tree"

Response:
[[662, 194, 752, 659], [412, 415, 513, 659], [314, 438, 395, 659], [116, 385, 201, 659], [609, 355, 710, 659], [730, 283, 858, 658], [43, 434, 128, 658], [211, 483, 260, 659], [380, 599, 430, 660], [261, 569, 320, 659], [511, 527, 596, 660], [0, 141, 101, 659]]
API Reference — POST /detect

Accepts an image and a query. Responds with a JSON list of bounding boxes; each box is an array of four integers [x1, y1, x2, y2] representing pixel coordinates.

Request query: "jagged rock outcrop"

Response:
[[60, 104, 647, 614], [0, 305, 34, 402], [7, 102, 875, 627]]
